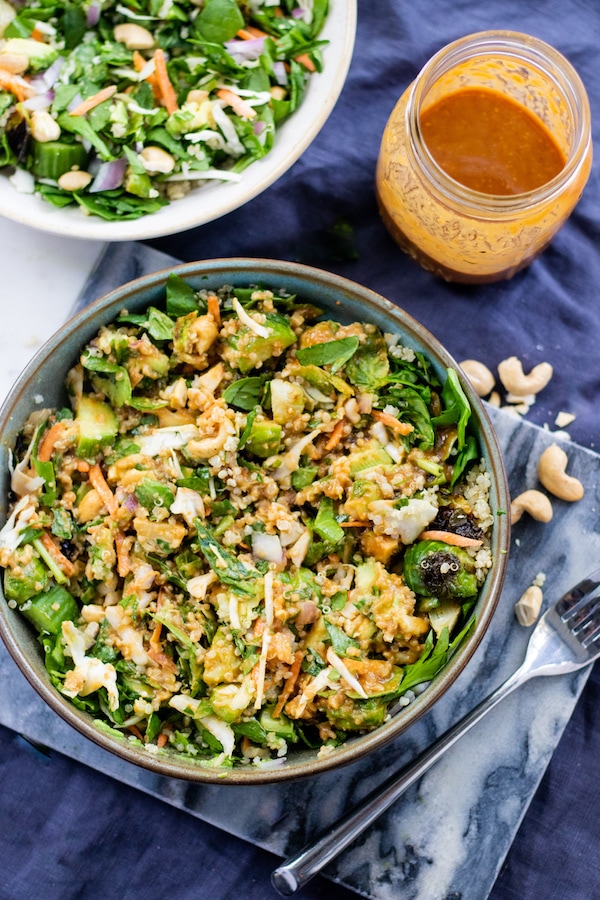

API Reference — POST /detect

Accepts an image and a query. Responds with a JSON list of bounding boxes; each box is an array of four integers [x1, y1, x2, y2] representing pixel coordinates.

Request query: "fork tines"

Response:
[[558, 582, 600, 648]]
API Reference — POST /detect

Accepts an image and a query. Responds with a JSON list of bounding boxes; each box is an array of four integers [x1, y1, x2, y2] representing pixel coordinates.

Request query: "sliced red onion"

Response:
[[224, 37, 265, 61], [252, 531, 285, 567], [87, 0, 102, 26], [22, 93, 54, 111], [89, 157, 127, 193], [67, 92, 83, 112], [292, 7, 306, 17], [272, 61, 288, 86], [122, 492, 139, 512], [253, 119, 266, 136], [42, 57, 63, 89]]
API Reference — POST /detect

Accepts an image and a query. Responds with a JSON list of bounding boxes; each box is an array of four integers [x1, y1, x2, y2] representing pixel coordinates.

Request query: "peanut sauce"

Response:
[[420, 88, 566, 195]]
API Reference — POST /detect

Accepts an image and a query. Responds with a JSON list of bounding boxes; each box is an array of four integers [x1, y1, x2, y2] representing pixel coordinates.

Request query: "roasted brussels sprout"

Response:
[[403, 539, 478, 600], [431, 506, 484, 541]]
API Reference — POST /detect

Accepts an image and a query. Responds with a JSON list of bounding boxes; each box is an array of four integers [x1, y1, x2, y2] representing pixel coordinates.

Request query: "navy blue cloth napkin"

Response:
[[3, 0, 600, 898]]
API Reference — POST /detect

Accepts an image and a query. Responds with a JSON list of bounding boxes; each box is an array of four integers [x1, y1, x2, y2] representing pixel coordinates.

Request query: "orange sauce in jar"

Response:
[[375, 32, 592, 283], [420, 88, 566, 195]]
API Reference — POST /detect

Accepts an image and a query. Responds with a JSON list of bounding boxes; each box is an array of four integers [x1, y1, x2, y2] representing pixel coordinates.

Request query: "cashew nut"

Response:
[[186, 405, 235, 460], [30, 109, 61, 143], [139, 146, 175, 175], [114, 23, 155, 50], [187, 422, 233, 459], [537, 443, 584, 501], [497, 356, 553, 396], [514, 585, 543, 626], [0, 52, 29, 74], [58, 170, 92, 191], [187, 89, 210, 105], [488, 390, 501, 408], [510, 489, 553, 525], [459, 359, 495, 397]]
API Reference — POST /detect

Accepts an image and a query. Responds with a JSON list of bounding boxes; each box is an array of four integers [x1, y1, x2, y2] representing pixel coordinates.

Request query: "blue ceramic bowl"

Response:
[[0, 259, 510, 784]]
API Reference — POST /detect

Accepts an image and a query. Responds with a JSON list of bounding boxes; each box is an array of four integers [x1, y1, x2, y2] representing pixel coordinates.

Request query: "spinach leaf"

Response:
[[62, 5, 87, 49], [432, 368, 472, 448], [166, 273, 198, 317], [296, 336, 359, 373], [238, 408, 258, 449], [324, 619, 360, 655], [195, 521, 257, 596], [398, 616, 475, 695], [223, 375, 268, 411], [450, 434, 479, 487], [73, 189, 166, 221], [135, 479, 175, 511], [384, 386, 435, 449], [194, 0, 244, 43]]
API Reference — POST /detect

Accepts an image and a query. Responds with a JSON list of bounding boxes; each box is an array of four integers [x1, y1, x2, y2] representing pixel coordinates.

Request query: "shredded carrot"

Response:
[[216, 87, 256, 119], [295, 52, 316, 72], [207, 293, 221, 327], [417, 530, 483, 548], [148, 646, 179, 674], [132, 50, 161, 100], [30, 27, 45, 42], [340, 520, 370, 528], [372, 409, 414, 435], [157, 732, 169, 748], [153, 48, 178, 115], [323, 418, 346, 453], [89, 463, 118, 516], [132, 50, 145, 71], [236, 26, 268, 39], [69, 84, 117, 117], [40, 532, 76, 578], [76, 460, 90, 473], [115, 530, 132, 578], [0, 70, 34, 102], [149, 622, 163, 651], [273, 650, 303, 718], [37, 421, 67, 463], [127, 724, 144, 741]]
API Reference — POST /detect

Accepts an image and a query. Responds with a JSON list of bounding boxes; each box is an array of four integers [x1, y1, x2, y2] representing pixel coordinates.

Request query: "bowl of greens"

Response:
[[0, 259, 510, 783], [0, 0, 355, 240]]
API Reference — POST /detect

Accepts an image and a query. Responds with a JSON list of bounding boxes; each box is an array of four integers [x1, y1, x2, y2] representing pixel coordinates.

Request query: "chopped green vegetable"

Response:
[[0, 276, 494, 769]]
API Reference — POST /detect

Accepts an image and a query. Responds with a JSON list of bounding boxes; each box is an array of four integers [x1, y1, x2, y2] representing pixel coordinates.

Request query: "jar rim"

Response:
[[407, 30, 592, 213]]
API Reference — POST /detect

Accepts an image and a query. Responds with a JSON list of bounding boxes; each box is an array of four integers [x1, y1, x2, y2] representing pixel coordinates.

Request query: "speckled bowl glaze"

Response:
[[0, 259, 510, 784]]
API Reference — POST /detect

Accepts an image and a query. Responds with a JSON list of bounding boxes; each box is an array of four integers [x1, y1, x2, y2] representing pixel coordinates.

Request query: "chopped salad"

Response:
[[0, 277, 495, 768], [0, 0, 328, 220]]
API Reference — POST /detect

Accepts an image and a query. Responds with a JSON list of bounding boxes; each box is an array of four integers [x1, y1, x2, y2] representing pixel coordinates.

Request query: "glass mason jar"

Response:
[[375, 31, 592, 284]]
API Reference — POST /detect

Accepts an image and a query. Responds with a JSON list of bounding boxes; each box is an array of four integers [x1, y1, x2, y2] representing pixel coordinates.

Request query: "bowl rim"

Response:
[[0, 0, 357, 243], [0, 258, 511, 784]]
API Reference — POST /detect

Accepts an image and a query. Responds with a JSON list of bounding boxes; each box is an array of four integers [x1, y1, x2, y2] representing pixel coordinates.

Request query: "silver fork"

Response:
[[271, 567, 600, 896]]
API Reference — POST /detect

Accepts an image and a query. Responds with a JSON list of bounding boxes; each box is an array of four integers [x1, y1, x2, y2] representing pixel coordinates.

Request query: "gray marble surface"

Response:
[[1, 242, 598, 900]]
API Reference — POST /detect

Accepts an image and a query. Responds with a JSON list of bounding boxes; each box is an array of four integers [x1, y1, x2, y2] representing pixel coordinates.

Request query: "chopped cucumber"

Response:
[[21, 585, 78, 635], [76, 396, 118, 458], [30, 140, 88, 180]]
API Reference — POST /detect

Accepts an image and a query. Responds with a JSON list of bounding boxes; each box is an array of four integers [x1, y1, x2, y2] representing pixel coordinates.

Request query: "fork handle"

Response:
[[271, 669, 527, 896]]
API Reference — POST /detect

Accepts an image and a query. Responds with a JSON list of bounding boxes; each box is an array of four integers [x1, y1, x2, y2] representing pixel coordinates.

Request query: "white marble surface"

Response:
[[0, 217, 104, 403]]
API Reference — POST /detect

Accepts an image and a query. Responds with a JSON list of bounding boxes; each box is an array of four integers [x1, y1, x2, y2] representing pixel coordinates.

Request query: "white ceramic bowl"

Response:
[[0, 1, 356, 242]]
